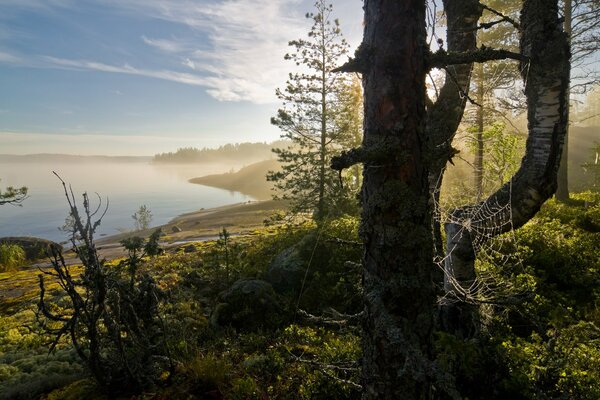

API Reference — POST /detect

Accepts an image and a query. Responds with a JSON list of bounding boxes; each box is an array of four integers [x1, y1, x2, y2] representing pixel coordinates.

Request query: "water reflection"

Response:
[[0, 159, 252, 242]]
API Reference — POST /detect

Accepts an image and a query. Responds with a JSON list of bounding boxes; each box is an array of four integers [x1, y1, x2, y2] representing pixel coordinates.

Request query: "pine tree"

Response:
[[0, 180, 27, 206], [268, 0, 352, 221]]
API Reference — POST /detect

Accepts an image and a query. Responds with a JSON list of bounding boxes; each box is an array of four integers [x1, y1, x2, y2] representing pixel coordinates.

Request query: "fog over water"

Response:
[[0, 158, 253, 243]]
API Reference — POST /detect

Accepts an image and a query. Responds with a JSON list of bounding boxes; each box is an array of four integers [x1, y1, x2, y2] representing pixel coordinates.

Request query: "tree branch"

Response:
[[331, 147, 366, 171], [428, 47, 526, 70], [332, 43, 369, 73], [479, 2, 521, 29]]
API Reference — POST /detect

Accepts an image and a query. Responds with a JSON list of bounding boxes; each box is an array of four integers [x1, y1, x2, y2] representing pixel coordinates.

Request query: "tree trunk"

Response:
[[442, 0, 570, 337], [427, 0, 483, 263], [318, 28, 327, 221], [474, 63, 485, 201], [360, 1, 437, 398], [556, 0, 572, 202]]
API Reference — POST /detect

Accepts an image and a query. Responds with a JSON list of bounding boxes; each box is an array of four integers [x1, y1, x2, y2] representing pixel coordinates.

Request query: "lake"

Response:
[[0, 159, 253, 243]]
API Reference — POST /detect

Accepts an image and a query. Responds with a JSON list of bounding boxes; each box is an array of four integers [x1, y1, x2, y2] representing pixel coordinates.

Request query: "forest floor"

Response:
[[1, 199, 286, 310]]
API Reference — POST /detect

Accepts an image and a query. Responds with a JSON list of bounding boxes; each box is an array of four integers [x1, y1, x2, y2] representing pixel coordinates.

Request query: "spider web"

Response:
[[433, 170, 531, 309]]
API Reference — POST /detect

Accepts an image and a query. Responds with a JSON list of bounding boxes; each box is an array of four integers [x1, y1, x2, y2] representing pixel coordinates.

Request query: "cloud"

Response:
[[0, 0, 71, 10], [0, 50, 20, 63], [1, 0, 362, 104], [182, 58, 196, 70], [141, 35, 188, 53], [42, 56, 210, 86], [108, 0, 309, 103]]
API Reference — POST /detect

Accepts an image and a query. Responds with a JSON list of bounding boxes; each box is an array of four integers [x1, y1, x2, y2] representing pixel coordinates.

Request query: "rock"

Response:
[[171, 226, 182, 233], [210, 279, 283, 330], [0, 237, 63, 261], [266, 244, 307, 294], [184, 244, 197, 253]]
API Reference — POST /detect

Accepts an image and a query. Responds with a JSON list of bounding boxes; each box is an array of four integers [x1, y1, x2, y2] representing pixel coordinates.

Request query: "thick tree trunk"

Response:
[[360, 1, 437, 398], [427, 0, 482, 262], [443, 0, 570, 337]]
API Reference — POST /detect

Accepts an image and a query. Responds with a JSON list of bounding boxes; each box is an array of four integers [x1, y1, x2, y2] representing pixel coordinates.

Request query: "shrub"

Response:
[[0, 244, 26, 272], [37, 178, 171, 395]]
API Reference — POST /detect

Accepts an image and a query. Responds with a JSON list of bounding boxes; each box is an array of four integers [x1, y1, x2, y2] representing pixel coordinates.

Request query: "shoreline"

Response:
[[90, 199, 286, 260]]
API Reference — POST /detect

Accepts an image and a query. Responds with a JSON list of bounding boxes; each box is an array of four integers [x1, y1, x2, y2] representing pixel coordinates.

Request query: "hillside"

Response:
[[189, 159, 281, 200], [153, 141, 288, 165]]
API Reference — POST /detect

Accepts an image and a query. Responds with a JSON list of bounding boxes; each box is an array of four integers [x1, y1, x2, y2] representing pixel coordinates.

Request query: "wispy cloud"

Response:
[[0, 50, 20, 63], [42, 56, 209, 86], [0, 0, 71, 10], [1, 0, 360, 104], [182, 58, 196, 70], [109, 0, 309, 103], [141, 35, 188, 53]]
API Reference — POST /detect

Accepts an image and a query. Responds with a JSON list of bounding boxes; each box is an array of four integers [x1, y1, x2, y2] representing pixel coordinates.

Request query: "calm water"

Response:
[[0, 160, 252, 243]]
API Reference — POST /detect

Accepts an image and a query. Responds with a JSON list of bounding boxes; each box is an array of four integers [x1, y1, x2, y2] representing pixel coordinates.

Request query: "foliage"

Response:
[[132, 204, 153, 231], [334, 74, 364, 194], [0, 244, 26, 272], [576, 86, 600, 126], [119, 229, 163, 287], [268, 0, 357, 220], [0, 308, 84, 400], [37, 181, 171, 395], [436, 192, 600, 399], [0, 181, 28, 206], [1, 178, 597, 399], [466, 121, 526, 195], [582, 142, 600, 190]]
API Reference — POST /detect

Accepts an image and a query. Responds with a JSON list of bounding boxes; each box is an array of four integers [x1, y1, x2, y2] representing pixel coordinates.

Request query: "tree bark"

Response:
[[442, 0, 570, 337], [427, 0, 482, 269], [360, 1, 437, 398], [556, 0, 572, 202], [474, 63, 485, 201]]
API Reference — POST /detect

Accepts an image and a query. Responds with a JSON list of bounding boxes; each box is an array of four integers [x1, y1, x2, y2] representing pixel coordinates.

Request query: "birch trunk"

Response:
[[442, 0, 570, 337]]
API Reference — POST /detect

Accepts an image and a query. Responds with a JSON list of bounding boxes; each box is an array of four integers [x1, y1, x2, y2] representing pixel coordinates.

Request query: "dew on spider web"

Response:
[[433, 170, 530, 308]]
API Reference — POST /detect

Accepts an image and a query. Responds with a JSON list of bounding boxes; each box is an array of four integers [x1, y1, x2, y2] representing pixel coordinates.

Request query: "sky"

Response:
[[0, 0, 364, 156]]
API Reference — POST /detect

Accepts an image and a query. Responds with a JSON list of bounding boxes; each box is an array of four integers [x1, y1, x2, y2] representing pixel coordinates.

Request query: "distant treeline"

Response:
[[153, 141, 288, 164]]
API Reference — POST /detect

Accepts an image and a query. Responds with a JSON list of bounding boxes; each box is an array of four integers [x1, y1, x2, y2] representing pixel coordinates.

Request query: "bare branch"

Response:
[[429, 47, 525, 70]]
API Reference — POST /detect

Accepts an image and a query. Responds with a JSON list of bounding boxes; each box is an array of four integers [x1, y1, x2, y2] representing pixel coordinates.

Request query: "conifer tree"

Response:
[[0, 181, 27, 206], [268, 0, 352, 221]]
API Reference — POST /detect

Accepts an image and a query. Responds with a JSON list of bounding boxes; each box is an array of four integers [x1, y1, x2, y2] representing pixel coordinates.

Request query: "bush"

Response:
[[0, 244, 26, 272], [37, 183, 171, 395]]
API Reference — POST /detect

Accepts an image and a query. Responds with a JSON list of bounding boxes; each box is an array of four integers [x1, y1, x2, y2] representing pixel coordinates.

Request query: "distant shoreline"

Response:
[[189, 159, 280, 201], [0, 154, 153, 163], [92, 199, 286, 260]]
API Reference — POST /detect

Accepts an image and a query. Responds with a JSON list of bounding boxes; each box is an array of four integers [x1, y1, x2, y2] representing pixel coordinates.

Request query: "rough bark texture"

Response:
[[443, 0, 570, 336], [556, 0, 572, 202], [360, 1, 436, 398]]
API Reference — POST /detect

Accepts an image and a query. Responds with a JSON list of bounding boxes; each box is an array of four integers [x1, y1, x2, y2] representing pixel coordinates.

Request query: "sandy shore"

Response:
[[88, 199, 285, 260]]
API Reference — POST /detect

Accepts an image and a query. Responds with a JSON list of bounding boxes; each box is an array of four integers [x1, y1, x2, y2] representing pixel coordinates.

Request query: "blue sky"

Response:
[[0, 0, 363, 155]]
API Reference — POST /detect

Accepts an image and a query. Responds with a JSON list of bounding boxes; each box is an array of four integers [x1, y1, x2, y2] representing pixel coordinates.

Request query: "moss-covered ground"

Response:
[[0, 193, 598, 399]]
